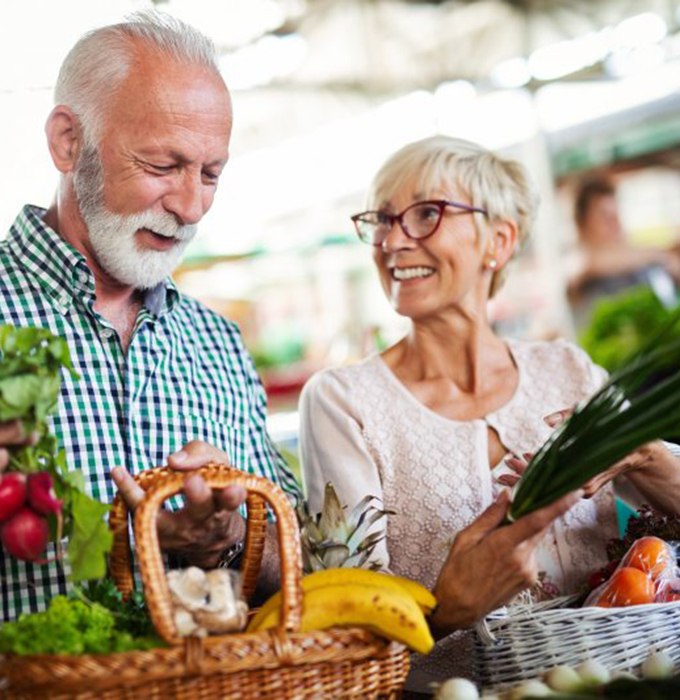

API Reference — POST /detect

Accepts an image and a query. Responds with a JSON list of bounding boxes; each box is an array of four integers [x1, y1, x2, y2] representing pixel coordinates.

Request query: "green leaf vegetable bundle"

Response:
[[0, 325, 112, 580], [510, 312, 680, 521]]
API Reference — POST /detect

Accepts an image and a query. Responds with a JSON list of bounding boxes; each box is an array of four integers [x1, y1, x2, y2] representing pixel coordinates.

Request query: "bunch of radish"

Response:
[[0, 471, 62, 562]]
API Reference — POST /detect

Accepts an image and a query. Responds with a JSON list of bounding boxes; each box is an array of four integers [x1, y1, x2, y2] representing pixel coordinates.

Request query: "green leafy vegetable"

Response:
[[509, 311, 680, 521], [0, 325, 112, 580], [78, 578, 155, 638], [67, 491, 114, 581], [0, 594, 160, 655], [580, 286, 679, 373]]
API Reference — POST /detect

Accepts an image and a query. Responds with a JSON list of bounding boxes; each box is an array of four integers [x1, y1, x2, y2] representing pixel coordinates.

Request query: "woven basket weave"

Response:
[[474, 594, 680, 692], [0, 464, 409, 699]]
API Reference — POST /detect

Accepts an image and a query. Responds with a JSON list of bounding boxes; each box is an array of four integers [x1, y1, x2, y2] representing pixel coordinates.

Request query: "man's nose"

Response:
[[163, 172, 209, 225]]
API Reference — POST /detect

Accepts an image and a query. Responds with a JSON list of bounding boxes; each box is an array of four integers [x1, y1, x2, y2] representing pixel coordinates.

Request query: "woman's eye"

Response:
[[417, 206, 439, 220]]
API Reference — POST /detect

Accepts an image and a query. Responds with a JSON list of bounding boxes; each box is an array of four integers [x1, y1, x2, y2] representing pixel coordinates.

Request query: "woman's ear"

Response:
[[485, 218, 518, 270], [45, 105, 82, 174]]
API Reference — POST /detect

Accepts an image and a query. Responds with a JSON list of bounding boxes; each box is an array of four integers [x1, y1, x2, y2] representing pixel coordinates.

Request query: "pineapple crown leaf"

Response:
[[317, 482, 349, 540]]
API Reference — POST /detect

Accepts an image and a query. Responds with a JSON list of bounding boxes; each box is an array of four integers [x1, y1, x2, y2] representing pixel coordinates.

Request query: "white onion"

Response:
[[435, 677, 480, 700], [610, 669, 637, 681], [508, 679, 552, 699], [544, 665, 582, 692], [641, 650, 675, 679], [577, 659, 610, 685]]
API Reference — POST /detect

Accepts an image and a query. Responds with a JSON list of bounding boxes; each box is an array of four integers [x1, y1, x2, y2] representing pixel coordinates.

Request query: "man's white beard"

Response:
[[73, 145, 197, 290]]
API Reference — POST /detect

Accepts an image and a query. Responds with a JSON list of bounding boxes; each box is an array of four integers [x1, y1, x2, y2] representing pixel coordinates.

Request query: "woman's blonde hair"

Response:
[[367, 135, 539, 296]]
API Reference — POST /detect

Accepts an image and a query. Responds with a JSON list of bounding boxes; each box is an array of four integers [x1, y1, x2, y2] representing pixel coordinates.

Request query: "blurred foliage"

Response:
[[580, 286, 680, 372], [251, 337, 306, 371]]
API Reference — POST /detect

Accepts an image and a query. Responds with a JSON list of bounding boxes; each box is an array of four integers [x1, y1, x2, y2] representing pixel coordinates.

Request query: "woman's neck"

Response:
[[384, 313, 511, 394]]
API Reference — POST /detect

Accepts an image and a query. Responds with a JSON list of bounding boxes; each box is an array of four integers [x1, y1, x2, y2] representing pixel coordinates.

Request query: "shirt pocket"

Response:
[[180, 414, 249, 472]]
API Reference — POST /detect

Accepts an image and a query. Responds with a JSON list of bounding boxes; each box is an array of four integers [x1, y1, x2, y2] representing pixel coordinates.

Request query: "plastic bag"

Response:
[[585, 536, 679, 607]]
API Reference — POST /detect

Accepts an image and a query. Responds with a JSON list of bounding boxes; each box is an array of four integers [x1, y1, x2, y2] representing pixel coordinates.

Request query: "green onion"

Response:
[[509, 310, 680, 521]]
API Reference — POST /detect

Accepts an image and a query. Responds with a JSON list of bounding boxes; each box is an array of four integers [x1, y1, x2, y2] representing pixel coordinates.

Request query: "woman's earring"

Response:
[[486, 258, 498, 270]]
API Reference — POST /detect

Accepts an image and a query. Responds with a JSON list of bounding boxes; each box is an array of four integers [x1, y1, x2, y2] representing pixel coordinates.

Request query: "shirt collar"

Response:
[[9, 205, 180, 317]]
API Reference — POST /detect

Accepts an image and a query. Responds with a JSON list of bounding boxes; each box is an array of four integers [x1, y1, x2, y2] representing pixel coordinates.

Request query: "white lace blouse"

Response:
[[299, 338, 619, 687]]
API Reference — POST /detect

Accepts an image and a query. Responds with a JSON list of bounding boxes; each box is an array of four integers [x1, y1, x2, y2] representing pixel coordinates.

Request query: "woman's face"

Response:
[[371, 179, 489, 321]]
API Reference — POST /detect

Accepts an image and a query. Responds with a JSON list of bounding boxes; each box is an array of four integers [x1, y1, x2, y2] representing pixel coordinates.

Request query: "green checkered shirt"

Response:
[[0, 205, 301, 621]]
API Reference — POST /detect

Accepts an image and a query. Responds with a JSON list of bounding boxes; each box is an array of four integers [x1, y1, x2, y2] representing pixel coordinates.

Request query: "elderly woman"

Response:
[[299, 136, 680, 691]]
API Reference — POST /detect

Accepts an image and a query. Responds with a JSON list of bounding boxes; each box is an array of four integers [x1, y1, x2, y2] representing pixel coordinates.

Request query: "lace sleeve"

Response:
[[299, 369, 390, 568]]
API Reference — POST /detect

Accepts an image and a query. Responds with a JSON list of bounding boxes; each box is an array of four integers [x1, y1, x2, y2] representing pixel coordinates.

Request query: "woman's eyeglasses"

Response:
[[351, 199, 487, 246]]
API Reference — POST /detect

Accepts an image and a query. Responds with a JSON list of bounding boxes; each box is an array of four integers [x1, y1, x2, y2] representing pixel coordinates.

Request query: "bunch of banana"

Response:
[[246, 568, 436, 655]]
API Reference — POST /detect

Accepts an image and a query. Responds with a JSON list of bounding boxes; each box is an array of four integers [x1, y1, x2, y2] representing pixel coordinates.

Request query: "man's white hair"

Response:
[[54, 10, 221, 146]]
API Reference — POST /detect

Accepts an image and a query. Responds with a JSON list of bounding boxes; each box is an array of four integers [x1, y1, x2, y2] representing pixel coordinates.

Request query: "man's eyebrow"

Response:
[[138, 148, 228, 168]]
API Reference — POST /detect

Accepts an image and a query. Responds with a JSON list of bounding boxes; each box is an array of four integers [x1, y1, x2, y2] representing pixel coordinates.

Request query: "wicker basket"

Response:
[[0, 464, 409, 699], [474, 594, 680, 692]]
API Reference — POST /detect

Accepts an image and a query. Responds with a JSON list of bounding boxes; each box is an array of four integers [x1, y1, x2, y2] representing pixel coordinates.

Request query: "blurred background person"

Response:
[[567, 176, 680, 330]]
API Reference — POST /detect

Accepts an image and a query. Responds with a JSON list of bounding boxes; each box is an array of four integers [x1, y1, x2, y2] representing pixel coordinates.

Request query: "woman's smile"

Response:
[[390, 265, 436, 281]]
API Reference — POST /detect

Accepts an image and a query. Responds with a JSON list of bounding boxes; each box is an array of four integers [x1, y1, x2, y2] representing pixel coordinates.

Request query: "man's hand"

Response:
[[111, 441, 247, 569], [0, 420, 38, 472], [430, 489, 582, 634]]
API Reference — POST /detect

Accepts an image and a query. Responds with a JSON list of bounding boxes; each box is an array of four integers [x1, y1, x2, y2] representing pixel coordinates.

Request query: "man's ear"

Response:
[[486, 218, 518, 269], [45, 105, 83, 174]]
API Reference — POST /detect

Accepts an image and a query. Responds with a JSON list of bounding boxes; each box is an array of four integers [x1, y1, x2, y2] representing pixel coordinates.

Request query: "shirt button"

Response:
[[101, 328, 114, 340]]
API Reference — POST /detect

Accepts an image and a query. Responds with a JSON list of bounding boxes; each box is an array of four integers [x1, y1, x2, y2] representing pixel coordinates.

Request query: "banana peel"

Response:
[[247, 569, 435, 655]]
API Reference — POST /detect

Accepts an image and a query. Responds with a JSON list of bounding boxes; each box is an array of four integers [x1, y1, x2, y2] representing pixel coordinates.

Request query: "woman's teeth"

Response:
[[392, 266, 435, 281]]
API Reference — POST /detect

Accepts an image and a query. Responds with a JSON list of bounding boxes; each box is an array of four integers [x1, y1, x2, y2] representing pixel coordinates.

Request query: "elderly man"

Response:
[[0, 12, 300, 620]]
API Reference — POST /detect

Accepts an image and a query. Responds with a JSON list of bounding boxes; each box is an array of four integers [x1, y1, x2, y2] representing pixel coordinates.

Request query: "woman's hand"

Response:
[[498, 407, 680, 513], [499, 451, 634, 499], [112, 440, 247, 569], [497, 407, 635, 498], [429, 489, 582, 634]]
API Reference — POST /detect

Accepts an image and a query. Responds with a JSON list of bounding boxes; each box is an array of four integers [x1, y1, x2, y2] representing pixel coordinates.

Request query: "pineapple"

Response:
[[297, 482, 393, 572]]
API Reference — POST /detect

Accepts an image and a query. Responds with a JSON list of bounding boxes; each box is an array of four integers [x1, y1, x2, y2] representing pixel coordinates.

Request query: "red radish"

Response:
[[1, 507, 49, 561], [0, 473, 27, 523], [27, 472, 62, 515]]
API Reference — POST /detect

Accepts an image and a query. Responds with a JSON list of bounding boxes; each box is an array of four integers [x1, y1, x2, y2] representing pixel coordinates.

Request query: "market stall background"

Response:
[[2, 0, 680, 440]]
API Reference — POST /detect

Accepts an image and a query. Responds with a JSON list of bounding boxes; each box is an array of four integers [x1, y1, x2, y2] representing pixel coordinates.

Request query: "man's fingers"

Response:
[[214, 484, 247, 511], [111, 466, 146, 510], [0, 420, 36, 446], [168, 440, 231, 471], [506, 490, 583, 545], [182, 474, 216, 521]]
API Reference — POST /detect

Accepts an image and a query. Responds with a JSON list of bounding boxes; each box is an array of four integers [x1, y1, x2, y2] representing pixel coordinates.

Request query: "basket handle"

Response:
[[108, 463, 303, 645], [108, 465, 269, 601]]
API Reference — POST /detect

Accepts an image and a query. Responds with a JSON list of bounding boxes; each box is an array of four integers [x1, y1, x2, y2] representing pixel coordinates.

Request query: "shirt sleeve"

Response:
[[299, 368, 390, 569]]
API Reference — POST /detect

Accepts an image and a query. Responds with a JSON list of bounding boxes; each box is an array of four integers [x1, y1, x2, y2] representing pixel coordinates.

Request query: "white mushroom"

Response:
[[193, 569, 248, 633], [173, 608, 205, 637], [166, 567, 248, 637], [167, 567, 209, 612]]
